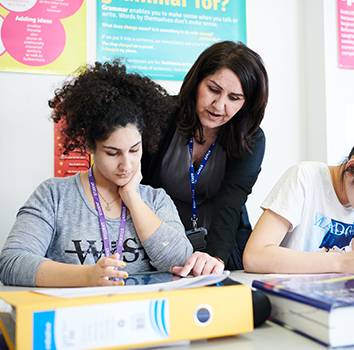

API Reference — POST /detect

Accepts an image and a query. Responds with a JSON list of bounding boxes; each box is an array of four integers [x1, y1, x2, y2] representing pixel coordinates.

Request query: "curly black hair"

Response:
[[49, 59, 174, 154]]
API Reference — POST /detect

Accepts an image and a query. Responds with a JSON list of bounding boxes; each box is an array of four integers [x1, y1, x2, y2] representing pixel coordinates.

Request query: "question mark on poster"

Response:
[[222, 0, 229, 11]]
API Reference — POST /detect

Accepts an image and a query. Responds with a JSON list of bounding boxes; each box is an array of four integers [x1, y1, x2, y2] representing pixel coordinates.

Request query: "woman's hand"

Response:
[[119, 164, 142, 205], [87, 253, 128, 286], [171, 251, 225, 277], [118, 163, 163, 243], [35, 254, 128, 287]]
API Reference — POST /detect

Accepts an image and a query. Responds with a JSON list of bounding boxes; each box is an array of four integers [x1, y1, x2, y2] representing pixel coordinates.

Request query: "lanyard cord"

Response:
[[88, 167, 127, 260], [188, 137, 217, 230]]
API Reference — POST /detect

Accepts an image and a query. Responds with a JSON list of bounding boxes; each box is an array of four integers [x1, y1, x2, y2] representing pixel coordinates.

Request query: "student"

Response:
[[0, 60, 223, 287], [141, 41, 269, 271], [243, 147, 354, 274]]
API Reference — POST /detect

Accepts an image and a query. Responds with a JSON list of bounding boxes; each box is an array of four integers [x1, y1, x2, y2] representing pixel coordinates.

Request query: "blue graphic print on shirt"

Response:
[[314, 213, 354, 251]]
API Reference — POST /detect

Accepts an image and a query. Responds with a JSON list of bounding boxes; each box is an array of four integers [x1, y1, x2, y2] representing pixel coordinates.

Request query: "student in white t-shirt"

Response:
[[243, 146, 354, 274]]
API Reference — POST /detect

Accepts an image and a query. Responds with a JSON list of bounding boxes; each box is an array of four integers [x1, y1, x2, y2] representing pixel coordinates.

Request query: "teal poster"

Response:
[[97, 0, 246, 81]]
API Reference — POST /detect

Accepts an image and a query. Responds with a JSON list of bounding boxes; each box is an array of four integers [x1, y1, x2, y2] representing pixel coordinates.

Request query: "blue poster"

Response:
[[97, 0, 246, 81]]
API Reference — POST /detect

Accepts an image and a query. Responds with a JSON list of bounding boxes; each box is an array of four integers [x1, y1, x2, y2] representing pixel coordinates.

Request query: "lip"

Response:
[[207, 110, 223, 121], [117, 173, 130, 178]]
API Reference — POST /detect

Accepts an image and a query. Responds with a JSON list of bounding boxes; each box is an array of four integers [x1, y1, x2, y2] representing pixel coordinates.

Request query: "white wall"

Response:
[[323, 0, 354, 165], [245, 0, 309, 224], [0, 0, 352, 251]]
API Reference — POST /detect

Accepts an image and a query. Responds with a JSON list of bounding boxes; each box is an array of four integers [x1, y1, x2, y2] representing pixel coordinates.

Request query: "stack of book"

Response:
[[252, 273, 354, 348]]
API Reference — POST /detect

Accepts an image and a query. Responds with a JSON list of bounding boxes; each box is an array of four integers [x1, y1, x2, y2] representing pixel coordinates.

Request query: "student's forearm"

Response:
[[122, 192, 162, 243], [243, 209, 345, 274], [35, 255, 126, 287], [243, 245, 342, 274], [35, 260, 92, 287]]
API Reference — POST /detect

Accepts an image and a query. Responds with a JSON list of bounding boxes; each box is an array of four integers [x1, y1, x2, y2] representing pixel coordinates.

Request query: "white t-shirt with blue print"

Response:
[[261, 162, 354, 253]]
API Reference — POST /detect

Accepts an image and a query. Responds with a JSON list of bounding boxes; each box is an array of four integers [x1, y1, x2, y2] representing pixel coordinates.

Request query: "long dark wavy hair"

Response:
[[177, 41, 269, 160], [49, 59, 174, 154]]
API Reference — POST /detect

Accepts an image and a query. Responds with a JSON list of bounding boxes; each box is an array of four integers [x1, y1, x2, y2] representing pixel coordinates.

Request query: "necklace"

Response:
[[97, 190, 120, 212]]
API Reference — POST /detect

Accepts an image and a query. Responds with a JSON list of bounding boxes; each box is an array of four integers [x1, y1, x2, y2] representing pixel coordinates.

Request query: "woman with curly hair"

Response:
[[0, 60, 199, 287], [142, 41, 269, 274]]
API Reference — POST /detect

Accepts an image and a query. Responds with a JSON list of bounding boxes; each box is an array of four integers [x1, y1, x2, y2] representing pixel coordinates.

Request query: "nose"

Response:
[[212, 95, 226, 111], [119, 153, 131, 172]]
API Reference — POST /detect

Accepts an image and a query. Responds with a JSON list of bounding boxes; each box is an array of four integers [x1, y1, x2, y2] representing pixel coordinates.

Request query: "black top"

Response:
[[141, 108, 266, 270]]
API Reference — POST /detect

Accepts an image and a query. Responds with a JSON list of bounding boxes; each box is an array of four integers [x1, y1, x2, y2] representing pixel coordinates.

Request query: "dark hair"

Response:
[[341, 146, 354, 183], [177, 41, 269, 160], [49, 59, 174, 154]]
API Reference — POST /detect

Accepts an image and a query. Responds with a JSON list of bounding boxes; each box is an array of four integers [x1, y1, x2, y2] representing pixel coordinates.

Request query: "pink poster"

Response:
[[338, 0, 354, 69], [0, 0, 86, 74]]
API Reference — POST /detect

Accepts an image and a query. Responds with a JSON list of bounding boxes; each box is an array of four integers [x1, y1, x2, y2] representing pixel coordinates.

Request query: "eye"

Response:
[[130, 147, 140, 153], [208, 86, 219, 93], [107, 152, 118, 156], [229, 94, 244, 102]]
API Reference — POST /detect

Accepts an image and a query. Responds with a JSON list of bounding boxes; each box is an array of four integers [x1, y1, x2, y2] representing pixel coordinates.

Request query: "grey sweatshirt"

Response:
[[0, 174, 193, 286]]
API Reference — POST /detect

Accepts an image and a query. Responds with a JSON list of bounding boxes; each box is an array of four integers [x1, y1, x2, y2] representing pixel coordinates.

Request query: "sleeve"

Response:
[[205, 128, 266, 268], [0, 182, 56, 286], [141, 188, 193, 270], [261, 163, 309, 231]]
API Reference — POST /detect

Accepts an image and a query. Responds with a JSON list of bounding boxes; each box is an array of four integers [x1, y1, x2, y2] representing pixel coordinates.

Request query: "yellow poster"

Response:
[[0, 0, 86, 75]]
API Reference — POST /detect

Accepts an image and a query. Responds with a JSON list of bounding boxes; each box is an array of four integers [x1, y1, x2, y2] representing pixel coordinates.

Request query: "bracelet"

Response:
[[213, 256, 225, 265]]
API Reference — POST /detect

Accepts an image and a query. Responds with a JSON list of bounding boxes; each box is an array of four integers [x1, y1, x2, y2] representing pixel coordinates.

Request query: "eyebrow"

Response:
[[209, 79, 244, 97], [102, 141, 141, 151]]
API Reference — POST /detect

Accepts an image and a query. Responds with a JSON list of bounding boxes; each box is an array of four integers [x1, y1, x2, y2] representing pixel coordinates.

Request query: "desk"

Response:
[[0, 272, 346, 350], [154, 321, 327, 350]]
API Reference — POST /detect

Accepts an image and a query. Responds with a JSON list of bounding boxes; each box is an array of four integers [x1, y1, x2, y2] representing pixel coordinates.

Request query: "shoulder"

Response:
[[36, 174, 78, 192], [269, 161, 330, 194], [285, 161, 329, 181], [250, 127, 265, 154], [138, 184, 168, 201], [250, 127, 266, 154], [30, 174, 79, 203], [226, 127, 265, 171], [18, 175, 80, 219], [252, 127, 265, 142]]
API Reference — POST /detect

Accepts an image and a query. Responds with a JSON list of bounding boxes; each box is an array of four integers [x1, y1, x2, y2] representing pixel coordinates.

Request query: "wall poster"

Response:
[[97, 0, 246, 81], [54, 122, 92, 178], [338, 0, 354, 69], [0, 0, 86, 75]]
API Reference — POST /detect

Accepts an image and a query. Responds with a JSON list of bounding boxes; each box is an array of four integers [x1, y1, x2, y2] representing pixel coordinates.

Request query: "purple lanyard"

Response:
[[88, 167, 127, 260], [188, 137, 217, 230]]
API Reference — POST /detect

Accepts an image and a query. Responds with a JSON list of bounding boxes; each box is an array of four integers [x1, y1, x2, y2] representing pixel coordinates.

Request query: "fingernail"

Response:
[[121, 262, 126, 267], [119, 281, 124, 286], [123, 272, 128, 278]]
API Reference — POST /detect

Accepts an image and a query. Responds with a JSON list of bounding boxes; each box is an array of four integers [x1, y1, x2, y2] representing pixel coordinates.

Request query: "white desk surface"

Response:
[[0, 271, 350, 350], [153, 321, 327, 350]]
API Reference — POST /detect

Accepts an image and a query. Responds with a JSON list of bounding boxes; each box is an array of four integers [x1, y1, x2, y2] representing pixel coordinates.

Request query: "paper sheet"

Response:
[[34, 271, 230, 298]]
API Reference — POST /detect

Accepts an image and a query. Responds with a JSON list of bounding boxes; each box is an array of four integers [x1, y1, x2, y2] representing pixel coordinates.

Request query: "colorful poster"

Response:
[[54, 122, 91, 177], [337, 0, 354, 69], [97, 0, 246, 81], [0, 0, 86, 75]]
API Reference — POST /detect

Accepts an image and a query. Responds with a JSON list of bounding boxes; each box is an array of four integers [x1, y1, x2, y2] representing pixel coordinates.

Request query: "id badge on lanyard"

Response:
[[186, 137, 217, 251]]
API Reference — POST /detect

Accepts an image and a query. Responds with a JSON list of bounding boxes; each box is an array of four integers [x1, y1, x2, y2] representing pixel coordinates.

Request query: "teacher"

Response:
[[142, 41, 269, 271]]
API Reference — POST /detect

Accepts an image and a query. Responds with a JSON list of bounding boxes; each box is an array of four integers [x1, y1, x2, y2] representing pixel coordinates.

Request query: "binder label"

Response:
[[33, 299, 170, 350]]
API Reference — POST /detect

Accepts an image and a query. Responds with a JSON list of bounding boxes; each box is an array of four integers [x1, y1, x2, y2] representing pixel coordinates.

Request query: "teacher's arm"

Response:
[[205, 128, 266, 270]]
